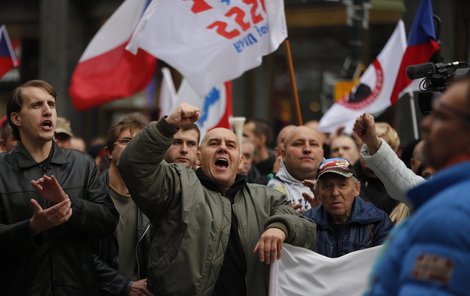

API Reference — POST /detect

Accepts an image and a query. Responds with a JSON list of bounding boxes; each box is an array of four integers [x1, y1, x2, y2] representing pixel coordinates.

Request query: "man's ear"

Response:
[[354, 179, 361, 196], [259, 134, 267, 146], [196, 149, 201, 163], [238, 155, 244, 170], [10, 112, 21, 127], [281, 146, 286, 159], [104, 146, 112, 161]]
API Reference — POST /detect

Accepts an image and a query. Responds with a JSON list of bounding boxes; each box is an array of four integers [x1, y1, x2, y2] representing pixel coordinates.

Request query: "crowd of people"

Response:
[[0, 76, 469, 295]]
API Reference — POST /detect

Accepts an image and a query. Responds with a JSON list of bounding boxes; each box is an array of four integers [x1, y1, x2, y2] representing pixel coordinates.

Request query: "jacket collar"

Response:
[[13, 141, 68, 169], [310, 197, 383, 228], [275, 160, 303, 184], [195, 168, 247, 200], [407, 161, 470, 210]]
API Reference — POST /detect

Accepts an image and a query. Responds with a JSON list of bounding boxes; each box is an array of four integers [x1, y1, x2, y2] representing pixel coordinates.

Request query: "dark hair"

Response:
[[7, 80, 57, 141], [106, 113, 149, 152], [245, 118, 273, 147], [180, 123, 201, 144]]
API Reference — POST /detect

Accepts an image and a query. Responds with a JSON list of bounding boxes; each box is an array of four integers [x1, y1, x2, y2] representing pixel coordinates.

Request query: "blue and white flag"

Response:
[[177, 79, 232, 139]]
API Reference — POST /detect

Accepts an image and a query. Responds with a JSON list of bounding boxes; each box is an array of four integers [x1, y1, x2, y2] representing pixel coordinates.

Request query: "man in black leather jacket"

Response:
[[0, 80, 119, 296]]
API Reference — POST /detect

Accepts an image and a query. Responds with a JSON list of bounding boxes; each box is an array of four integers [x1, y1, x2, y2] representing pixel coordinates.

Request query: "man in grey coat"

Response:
[[119, 103, 316, 296]]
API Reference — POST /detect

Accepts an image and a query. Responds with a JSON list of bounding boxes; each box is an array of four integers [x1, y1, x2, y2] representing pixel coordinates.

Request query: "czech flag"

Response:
[[69, 0, 157, 111], [390, 0, 440, 104], [0, 25, 19, 80], [319, 0, 439, 133]]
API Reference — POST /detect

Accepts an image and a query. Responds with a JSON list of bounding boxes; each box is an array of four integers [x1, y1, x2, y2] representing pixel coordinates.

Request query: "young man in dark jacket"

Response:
[[0, 80, 119, 295], [304, 157, 393, 258]]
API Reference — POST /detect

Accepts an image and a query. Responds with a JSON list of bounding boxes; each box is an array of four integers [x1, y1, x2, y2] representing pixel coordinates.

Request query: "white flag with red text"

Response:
[[127, 0, 286, 96]]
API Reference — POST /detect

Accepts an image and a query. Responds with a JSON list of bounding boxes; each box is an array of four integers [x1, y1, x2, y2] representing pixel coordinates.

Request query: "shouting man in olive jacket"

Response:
[[0, 80, 119, 296], [118, 103, 317, 296]]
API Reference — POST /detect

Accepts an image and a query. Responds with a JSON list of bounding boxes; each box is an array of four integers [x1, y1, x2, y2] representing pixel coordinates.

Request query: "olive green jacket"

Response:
[[119, 119, 316, 296]]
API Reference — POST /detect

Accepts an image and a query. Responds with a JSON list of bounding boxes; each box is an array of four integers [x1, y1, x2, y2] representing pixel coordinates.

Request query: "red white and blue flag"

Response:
[[127, 0, 286, 97], [176, 79, 232, 139], [319, 0, 439, 133], [390, 0, 439, 104], [69, 0, 157, 111], [158, 67, 232, 138], [0, 25, 19, 80]]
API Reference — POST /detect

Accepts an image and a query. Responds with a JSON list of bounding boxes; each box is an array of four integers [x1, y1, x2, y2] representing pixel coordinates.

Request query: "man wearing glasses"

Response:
[[361, 76, 470, 295], [94, 113, 153, 296]]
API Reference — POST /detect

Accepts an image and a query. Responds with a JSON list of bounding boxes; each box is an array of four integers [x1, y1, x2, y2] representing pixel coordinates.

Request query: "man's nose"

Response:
[[43, 104, 52, 115]]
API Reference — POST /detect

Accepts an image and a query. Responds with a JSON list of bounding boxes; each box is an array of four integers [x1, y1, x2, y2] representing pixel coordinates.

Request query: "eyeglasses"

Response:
[[114, 137, 133, 146]]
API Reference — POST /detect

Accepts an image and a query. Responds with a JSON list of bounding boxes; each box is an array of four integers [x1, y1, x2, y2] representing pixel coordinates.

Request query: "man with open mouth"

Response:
[[119, 103, 317, 296], [0, 79, 118, 295]]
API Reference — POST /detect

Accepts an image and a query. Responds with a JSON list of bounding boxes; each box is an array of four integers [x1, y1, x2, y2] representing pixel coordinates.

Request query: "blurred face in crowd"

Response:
[[275, 125, 295, 157], [11, 86, 57, 145], [330, 135, 360, 165], [0, 125, 17, 152], [109, 128, 142, 165], [199, 128, 243, 191], [316, 174, 360, 224], [282, 126, 324, 181], [421, 80, 470, 170], [239, 142, 255, 175], [70, 137, 86, 153], [164, 128, 199, 168], [242, 122, 260, 149]]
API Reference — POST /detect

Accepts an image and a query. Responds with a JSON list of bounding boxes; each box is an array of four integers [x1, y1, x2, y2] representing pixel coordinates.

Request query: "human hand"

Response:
[[253, 228, 286, 264], [129, 279, 153, 296], [31, 175, 69, 203], [302, 179, 320, 208], [291, 202, 303, 212], [29, 198, 72, 236], [353, 114, 381, 154], [165, 103, 200, 129]]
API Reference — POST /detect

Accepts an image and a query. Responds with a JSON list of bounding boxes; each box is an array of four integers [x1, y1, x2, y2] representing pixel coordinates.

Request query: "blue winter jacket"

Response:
[[364, 161, 470, 296], [303, 197, 393, 258]]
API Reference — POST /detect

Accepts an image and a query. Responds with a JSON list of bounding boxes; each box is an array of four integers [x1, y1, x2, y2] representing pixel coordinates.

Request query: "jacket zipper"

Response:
[[136, 223, 150, 279], [198, 193, 227, 296]]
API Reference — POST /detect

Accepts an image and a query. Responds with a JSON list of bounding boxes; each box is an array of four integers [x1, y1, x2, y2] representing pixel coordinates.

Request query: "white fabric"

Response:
[[176, 79, 230, 139], [80, 0, 147, 61], [361, 139, 425, 206], [159, 67, 178, 117], [267, 160, 313, 211], [127, 0, 287, 96], [319, 21, 406, 133], [269, 244, 383, 296]]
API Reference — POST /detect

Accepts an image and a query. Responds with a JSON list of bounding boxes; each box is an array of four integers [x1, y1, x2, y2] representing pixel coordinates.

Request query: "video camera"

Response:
[[406, 61, 470, 115]]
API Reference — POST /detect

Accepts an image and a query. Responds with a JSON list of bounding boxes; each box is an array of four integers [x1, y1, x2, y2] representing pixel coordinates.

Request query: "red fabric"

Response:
[[69, 42, 157, 111]]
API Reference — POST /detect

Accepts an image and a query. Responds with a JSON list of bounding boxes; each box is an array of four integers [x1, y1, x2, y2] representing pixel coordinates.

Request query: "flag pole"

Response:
[[284, 39, 303, 125]]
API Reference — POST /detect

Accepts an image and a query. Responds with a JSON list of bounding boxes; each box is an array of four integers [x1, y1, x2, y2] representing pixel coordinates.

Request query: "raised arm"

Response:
[[118, 104, 200, 220], [353, 114, 425, 205]]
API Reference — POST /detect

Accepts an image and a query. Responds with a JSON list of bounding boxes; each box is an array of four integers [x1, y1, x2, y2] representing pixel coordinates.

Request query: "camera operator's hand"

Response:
[[353, 114, 382, 155], [166, 103, 200, 129]]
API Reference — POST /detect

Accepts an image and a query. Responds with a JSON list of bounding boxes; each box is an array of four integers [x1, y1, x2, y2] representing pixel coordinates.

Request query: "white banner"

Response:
[[269, 244, 383, 296]]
